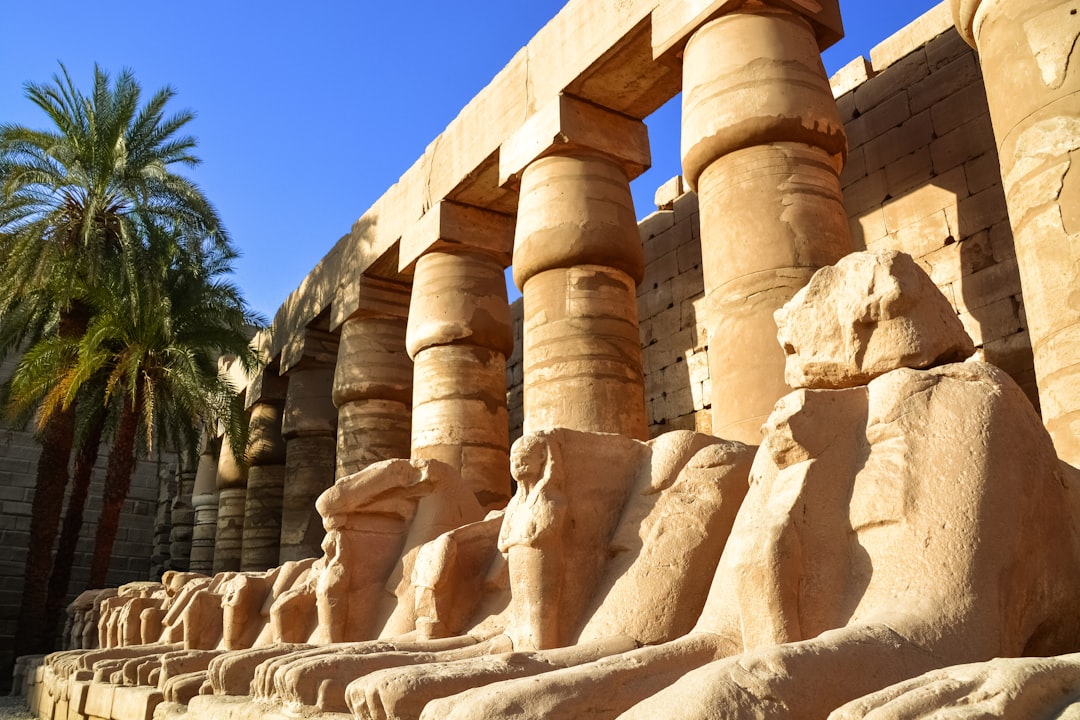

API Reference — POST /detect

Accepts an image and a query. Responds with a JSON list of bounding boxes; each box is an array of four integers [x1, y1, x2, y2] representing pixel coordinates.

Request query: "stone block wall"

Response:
[[507, 13, 1034, 440], [637, 190, 713, 438], [0, 353, 167, 674], [837, 10, 1036, 406]]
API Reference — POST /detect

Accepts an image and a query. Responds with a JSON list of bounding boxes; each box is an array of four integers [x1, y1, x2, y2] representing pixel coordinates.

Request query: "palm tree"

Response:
[[79, 229, 259, 587], [0, 64, 232, 656]]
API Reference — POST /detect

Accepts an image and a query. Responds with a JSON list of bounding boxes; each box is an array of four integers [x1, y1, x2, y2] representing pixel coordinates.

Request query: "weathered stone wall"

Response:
[[836, 7, 1035, 407], [0, 353, 166, 673], [507, 10, 1034, 441]]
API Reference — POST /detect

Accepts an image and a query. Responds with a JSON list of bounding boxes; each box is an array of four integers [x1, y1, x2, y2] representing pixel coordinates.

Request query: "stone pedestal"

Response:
[[671, 4, 851, 443], [242, 400, 287, 571], [953, 0, 1080, 466], [188, 441, 219, 574], [402, 202, 515, 510], [333, 278, 413, 478], [502, 97, 650, 439], [212, 435, 248, 573], [280, 336, 339, 562]]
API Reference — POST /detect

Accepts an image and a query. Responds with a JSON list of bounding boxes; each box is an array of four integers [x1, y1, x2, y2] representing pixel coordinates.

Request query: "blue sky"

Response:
[[2, 1, 942, 317]]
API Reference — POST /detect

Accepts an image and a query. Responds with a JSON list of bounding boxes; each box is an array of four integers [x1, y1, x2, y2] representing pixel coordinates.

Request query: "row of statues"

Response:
[[23, 250, 1080, 719]]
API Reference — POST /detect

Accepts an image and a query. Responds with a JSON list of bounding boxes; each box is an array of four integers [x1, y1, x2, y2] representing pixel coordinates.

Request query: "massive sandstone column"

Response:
[[952, 0, 1080, 466], [401, 201, 515, 511], [188, 440, 219, 573], [333, 277, 413, 479], [500, 94, 651, 440], [279, 328, 339, 562], [169, 457, 196, 571], [654, 0, 850, 444], [241, 367, 288, 571], [213, 432, 248, 573]]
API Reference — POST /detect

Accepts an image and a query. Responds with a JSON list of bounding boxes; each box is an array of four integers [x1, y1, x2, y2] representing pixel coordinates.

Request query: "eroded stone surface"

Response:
[[776, 249, 974, 389]]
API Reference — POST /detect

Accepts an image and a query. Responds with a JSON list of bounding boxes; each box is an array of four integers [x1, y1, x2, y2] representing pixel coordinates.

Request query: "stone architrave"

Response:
[[653, 0, 852, 444], [332, 277, 413, 479], [951, 0, 1080, 467], [280, 328, 339, 562], [417, 251, 1080, 720], [188, 443, 218, 574], [242, 367, 289, 571], [500, 94, 650, 440], [401, 201, 515, 511]]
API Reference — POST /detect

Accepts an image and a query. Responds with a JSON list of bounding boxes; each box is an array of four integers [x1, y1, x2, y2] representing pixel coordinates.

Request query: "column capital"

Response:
[[498, 94, 651, 187], [652, 0, 843, 61], [949, 0, 982, 48], [399, 200, 515, 273]]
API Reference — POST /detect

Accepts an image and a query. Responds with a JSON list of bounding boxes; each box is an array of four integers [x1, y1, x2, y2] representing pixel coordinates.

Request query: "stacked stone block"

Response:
[[0, 351, 165, 675], [638, 182, 712, 438], [834, 5, 1035, 407]]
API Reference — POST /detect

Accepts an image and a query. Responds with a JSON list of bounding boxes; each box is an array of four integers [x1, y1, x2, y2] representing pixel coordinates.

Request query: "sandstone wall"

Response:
[[836, 6, 1035, 407], [507, 10, 1034, 441], [0, 353, 167, 675]]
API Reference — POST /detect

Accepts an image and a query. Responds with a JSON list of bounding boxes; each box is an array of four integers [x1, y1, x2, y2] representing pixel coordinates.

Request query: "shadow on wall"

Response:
[[841, 25, 1037, 411]]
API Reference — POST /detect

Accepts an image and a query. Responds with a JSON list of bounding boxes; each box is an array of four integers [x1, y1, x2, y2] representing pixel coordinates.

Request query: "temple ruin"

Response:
[[13, 0, 1080, 717]]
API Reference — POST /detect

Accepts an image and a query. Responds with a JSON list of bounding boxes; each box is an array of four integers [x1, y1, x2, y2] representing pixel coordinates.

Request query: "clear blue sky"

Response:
[[1, 1, 942, 317]]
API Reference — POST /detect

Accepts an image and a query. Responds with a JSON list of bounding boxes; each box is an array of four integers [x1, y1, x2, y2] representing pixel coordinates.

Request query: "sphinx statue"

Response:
[[244, 427, 753, 717], [402, 250, 1080, 720], [191, 456, 491, 707]]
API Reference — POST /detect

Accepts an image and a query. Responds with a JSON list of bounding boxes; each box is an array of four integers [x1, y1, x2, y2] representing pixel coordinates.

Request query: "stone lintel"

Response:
[[244, 362, 288, 410], [398, 200, 515, 274], [651, 0, 844, 61], [280, 327, 339, 375], [498, 94, 651, 188], [334, 275, 412, 329]]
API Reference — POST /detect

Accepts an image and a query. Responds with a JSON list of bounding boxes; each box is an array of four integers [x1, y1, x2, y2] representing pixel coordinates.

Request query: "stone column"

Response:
[[333, 277, 413, 478], [241, 367, 288, 571], [500, 94, 651, 440], [168, 459, 195, 571], [654, 0, 850, 444], [212, 433, 248, 573], [151, 462, 174, 578], [188, 440, 219, 574], [279, 329, 339, 562], [400, 201, 515, 511], [952, 0, 1080, 466]]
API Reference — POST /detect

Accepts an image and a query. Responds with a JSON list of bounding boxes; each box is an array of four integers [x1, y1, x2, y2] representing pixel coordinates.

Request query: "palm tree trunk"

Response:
[[43, 403, 106, 636], [88, 386, 143, 589], [13, 303, 90, 657]]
